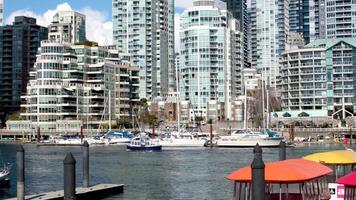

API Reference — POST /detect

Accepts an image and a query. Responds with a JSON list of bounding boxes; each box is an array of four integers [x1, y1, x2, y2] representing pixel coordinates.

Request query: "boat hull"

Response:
[[217, 138, 283, 147], [160, 139, 206, 147], [127, 145, 162, 151]]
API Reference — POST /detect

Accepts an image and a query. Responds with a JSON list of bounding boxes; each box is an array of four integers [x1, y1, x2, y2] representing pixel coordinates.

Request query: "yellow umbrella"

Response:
[[303, 150, 356, 165]]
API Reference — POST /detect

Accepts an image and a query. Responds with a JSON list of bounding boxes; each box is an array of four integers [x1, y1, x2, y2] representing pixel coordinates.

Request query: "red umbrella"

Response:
[[337, 172, 356, 187]]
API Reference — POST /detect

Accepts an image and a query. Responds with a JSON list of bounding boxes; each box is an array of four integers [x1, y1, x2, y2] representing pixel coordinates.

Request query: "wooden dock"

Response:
[[6, 184, 124, 200]]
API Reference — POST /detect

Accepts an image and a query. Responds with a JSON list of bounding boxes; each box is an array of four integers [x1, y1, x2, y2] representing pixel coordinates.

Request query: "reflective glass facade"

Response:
[[180, 0, 243, 118], [251, 0, 289, 87], [112, 0, 175, 99], [0, 16, 48, 124]]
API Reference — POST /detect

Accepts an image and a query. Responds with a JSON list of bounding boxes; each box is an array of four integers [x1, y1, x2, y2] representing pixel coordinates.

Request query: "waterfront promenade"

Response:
[[0, 127, 354, 141]]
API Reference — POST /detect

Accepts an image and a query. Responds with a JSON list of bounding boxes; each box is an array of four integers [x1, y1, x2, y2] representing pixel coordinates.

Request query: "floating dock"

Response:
[[6, 184, 124, 200]]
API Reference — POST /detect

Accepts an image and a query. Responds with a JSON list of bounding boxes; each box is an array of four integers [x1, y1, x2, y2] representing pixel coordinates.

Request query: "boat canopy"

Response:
[[337, 172, 356, 187], [303, 150, 356, 165], [226, 159, 332, 184]]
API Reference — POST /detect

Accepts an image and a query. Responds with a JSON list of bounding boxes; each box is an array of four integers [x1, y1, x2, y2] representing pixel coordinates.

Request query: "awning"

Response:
[[226, 159, 332, 184], [337, 172, 356, 187], [303, 150, 356, 165]]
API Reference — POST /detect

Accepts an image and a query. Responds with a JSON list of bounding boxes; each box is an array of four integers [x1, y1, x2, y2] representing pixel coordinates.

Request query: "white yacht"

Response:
[[216, 129, 284, 147], [101, 130, 132, 145], [0, 164, 10, 182], [159, 131, 208, 147]]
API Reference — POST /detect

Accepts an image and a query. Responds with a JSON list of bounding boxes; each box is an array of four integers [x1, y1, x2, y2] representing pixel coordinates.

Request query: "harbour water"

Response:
[[0, 143, 354, 200]]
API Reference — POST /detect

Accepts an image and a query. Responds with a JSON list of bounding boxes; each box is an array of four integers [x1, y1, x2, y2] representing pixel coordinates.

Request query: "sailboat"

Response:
[[215, 78, 284, 147], [159, 61, 208, 148]]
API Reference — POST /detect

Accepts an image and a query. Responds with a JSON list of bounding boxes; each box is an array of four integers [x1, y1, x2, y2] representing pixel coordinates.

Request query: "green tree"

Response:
[[6, 112, 22, 121], [116, 117, 133, 129]]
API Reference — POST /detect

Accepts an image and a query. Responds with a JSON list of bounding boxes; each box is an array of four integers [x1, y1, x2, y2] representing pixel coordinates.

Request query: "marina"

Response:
[[0, 143, 355, 199]]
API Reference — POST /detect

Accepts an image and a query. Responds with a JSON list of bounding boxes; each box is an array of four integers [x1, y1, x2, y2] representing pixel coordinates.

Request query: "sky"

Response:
[[3, 0, 193, 48]]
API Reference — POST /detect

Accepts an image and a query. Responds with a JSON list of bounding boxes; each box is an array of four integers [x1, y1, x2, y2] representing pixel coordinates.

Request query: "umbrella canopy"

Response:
[[226, 159, 332, 184], [337, 172, 356, 187], [303, 150, 356, 165]]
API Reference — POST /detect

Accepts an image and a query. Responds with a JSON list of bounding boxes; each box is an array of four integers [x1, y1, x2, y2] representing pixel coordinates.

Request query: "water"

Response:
[[0, 143, 353, 199]]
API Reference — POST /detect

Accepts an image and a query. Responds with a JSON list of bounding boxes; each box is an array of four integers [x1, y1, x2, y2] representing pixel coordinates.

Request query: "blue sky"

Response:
[[3, 0, 192, 47], [4, 0, 112, 20], [4, 0, 191, 20]]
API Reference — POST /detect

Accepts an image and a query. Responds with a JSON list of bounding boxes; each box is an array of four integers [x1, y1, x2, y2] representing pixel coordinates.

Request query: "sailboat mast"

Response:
[[244, 84, 247, 130], [261, 76, 266, 130], [109, 89, 112, 131], [176, 56, 180, 135], [266, 87, 270, 129]]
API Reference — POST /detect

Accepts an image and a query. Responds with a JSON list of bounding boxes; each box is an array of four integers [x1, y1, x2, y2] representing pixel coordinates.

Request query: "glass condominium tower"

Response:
[[180, 0, 243, 118], [112, 0, 175, 100], [251, 0, 289, 87]]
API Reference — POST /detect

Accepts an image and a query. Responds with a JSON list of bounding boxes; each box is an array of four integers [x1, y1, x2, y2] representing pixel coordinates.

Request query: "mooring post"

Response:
[[83, 140, 89, 188], [36, 127, 41, 143], [251, 143, 265, 200], [17, 145, 25, 200], [209, 119, 213, 147], [64, 153, 76, 200], [80, 126, 84, 144], [279, 141, 286, 161]]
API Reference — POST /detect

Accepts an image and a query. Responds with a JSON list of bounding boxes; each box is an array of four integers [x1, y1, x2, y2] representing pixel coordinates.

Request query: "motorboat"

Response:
[[54, 136, 82, 145], [159, 131, 208, 147], [0, 164, 10, 182], [127, 133, 162, 151], [216, 129, 284, 147], [102, 130, 132, 145]]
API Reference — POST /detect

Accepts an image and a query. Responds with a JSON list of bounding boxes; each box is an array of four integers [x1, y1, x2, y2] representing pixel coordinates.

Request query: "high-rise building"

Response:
[[251, 0, 289, 87], [289, 0, 326, 44], [222, 0, 249, 68], [180, 0, 243, 119], [21, 41, 139, 130], [48, 10, 86, 44], [0, 0, 3, 26], [325, 0, 356, 38], [112, 0, 175, 100], [0, 16, 48, 124], [278, 38, 356, 119]]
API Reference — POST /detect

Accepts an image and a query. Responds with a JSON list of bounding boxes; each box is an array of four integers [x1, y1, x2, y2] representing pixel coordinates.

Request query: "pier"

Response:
[[6, 184, 124, 200], [5, 141, 124, 200]]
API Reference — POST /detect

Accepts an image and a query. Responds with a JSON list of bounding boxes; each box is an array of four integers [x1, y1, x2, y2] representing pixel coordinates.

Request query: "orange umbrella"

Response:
[[226, 159, 332, 184]]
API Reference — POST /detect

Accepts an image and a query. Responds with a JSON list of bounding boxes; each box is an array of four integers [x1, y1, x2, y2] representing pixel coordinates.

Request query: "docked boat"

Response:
[[102, 130, 132, 144], [127, 133, 162, 151], [0, 164, 10, 182], [216, 129, 284, 147], [159, 131, 208, 147]]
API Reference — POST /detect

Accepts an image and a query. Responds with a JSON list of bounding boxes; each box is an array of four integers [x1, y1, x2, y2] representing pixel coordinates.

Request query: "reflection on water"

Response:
[[0, 143, 353, 200]]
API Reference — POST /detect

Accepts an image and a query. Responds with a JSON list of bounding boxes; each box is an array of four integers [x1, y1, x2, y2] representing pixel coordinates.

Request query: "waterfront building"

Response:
[[21, 41, 139, 130], [289, 0, 326, 44], [112, 0, 175, 99], [0, 16, 48, 125], [180, 0, 244, 120], [325, 0, 356, 38], [222, 0, 249, 68], [0, 0, 3, 25], [277, 38, 356, 120], [250, 0, 289, 87], [48, 10, 86, 44]]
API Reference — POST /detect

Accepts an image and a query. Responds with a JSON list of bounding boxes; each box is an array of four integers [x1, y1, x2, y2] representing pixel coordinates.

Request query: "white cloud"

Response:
[[5, 2, 112, 45], [174, 13, 181, 52], [175, 0, 193, 9]]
